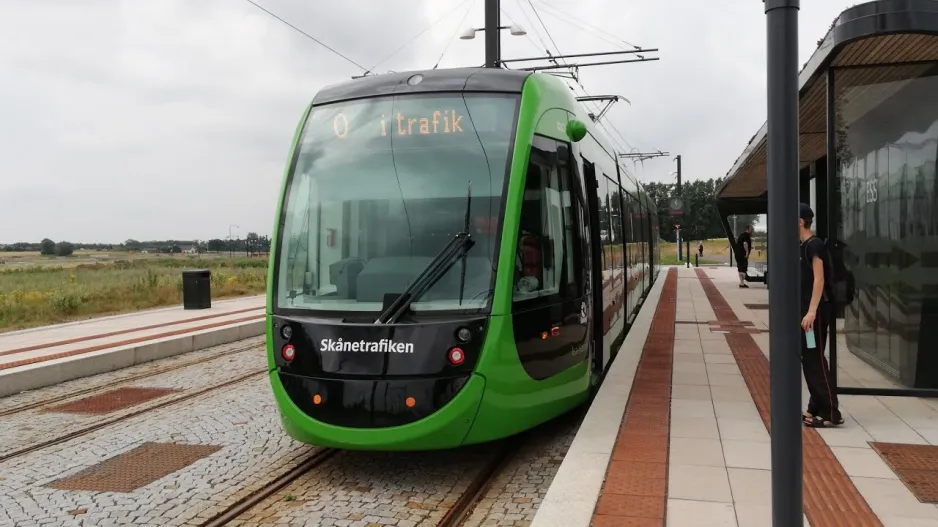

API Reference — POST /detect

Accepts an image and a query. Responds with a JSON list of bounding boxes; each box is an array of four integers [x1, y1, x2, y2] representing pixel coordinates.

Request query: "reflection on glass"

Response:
[[275, 93, 519, 313], [834, 63, 938, 388]]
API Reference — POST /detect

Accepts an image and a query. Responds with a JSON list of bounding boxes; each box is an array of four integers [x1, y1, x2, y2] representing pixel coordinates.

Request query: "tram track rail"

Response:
[[0, 340, 264, 418], [0, 368, 267, 463], [196, 435, 524, 527], [198, 448, 340, 527], [437, 436, 525, 527]]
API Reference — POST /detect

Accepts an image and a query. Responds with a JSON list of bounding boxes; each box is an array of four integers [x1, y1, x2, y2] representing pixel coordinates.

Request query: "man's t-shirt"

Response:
[[736, 232, 751, 262], [800, 236, 832, 313]]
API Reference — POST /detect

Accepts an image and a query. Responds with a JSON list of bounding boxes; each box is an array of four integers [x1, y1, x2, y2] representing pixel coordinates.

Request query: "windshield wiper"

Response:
[[375, 182, 474, 325], [373, 231, 474, 324]]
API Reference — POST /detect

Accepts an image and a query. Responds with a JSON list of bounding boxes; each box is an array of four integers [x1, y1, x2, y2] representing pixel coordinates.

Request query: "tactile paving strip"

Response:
[[871, 442, 938, 503], [592, 268, 677, 527], [48, 442, 222, 493], [695, 269, 883, 527], [42, 387, 180, 415]]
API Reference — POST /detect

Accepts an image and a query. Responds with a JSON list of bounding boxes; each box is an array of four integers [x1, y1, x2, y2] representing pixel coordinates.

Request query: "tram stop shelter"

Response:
[[715, 0, 938, 398]]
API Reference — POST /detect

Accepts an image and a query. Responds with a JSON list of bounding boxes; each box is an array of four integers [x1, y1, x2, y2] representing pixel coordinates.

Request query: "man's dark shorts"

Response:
[[737, 258, 748, 274]]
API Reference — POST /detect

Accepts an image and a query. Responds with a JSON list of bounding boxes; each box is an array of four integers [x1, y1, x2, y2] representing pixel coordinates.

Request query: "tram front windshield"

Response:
[[276, 93, 519, 314]]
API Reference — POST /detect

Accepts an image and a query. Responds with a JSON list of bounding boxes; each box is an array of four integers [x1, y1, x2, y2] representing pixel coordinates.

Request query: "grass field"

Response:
[[656, 237, 768, 267], [0, 252, 268, 332]]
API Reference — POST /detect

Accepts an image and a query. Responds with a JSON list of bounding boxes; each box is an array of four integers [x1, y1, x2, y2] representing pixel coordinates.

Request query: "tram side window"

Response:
[[514, 135, 583, 304]]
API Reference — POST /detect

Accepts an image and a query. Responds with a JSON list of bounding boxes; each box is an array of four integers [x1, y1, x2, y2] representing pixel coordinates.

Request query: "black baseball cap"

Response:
[[799, 203, 814, 222]]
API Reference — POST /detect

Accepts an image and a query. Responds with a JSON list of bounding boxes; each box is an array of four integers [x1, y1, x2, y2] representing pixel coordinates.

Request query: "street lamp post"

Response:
[[764, 0, 802, 525], [228, 224, 239, 258], [458, 0, 526, 68]]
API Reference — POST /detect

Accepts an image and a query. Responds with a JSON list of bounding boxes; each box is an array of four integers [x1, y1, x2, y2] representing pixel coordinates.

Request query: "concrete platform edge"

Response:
[[0, 295, 265, 337], [0, 319, 266, 398], [531, 267, 670, 527]]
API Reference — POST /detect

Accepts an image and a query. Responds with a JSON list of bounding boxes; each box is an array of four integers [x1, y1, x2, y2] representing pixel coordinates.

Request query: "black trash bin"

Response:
[[182, 269, 212, 310]]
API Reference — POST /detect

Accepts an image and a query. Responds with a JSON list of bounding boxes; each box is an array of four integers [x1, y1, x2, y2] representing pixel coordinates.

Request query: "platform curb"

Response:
[[531, 267, 671, 527], [0, 319, 265, 398]]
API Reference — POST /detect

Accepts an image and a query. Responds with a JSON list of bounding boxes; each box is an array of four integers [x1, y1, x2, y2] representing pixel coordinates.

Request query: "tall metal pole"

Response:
[[764, 0, 802, 525], [731, 214, 738, 264], [484, 0, 500, 68], [675, 155, 683, 261]]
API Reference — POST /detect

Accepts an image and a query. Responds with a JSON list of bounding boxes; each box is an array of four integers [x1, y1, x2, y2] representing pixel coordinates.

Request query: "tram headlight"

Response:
[[282, 344, 296, 362], [281, 325, 293, 340], [456, 327, 472, 343]]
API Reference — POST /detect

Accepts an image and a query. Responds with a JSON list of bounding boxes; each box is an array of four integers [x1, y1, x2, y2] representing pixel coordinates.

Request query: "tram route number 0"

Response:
[[333, 110, 466, 139]]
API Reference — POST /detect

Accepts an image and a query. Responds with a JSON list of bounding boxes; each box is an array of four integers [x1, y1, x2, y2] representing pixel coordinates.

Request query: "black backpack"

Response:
[[803, 236, 855, 306]]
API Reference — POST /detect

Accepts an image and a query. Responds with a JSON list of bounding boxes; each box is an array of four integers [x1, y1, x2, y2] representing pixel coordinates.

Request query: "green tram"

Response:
[[266, 67, 662, 450]]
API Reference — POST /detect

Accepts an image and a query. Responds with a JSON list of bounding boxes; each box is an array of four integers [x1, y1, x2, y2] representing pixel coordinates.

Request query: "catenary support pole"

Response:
[[676, 155, 683, 261], [764, 0, 802, 525], [484, 0, 500, 68]]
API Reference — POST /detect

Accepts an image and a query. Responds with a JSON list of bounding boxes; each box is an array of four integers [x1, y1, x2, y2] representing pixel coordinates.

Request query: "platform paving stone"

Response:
[[591, 267, 677, 526], [694, 268, 882, 527], [0, 341, 266, 457], [0, 375, 315, 526]]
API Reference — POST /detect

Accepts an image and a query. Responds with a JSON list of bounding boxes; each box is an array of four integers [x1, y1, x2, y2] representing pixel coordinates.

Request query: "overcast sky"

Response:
[[0, 0, 861, 243]]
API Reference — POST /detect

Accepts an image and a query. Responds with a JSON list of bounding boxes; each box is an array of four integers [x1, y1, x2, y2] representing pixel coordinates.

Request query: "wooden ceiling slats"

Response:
[[722, 32, 938, 199]]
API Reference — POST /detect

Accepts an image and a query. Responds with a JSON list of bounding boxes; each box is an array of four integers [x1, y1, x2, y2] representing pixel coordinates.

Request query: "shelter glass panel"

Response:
[[833, 63, 938, 389]]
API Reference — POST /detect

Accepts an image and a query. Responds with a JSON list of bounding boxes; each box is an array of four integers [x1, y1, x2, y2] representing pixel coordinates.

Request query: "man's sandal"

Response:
[[803, 415, 845, 428]]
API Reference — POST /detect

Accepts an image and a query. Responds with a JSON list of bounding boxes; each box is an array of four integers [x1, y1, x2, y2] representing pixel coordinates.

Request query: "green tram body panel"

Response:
[[265, 68, 661, 451]]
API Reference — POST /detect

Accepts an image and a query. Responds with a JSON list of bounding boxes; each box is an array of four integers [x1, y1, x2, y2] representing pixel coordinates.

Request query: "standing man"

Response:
[[735, 224, 753, 288], [799, 203, 843, 428]]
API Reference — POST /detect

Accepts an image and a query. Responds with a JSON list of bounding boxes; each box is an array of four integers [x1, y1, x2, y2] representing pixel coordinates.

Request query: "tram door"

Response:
[[581, 156, 606, 374]]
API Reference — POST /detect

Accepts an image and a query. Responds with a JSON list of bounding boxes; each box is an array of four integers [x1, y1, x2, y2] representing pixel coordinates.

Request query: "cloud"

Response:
[[0, 0, 864, 243]]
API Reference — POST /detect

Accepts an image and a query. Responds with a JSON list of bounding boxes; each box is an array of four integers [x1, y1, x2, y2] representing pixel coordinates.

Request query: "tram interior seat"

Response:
[[328, 258, 365, 299], [355, 256, 492, 304]]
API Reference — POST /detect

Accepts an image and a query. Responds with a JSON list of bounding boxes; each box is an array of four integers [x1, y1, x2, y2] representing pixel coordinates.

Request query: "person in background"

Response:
[[735, 224, 753, 288], [698, 242, 704, 258], [799, 203, 843, 428]]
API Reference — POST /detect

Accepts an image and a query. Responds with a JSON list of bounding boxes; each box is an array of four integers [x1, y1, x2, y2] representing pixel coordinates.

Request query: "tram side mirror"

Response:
[[566, 119, 587, 143]]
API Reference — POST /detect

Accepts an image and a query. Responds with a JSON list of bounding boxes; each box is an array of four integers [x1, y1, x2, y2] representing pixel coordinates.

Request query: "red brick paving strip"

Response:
[[591, 267, 677, 527], [694, 269, 883, 527]]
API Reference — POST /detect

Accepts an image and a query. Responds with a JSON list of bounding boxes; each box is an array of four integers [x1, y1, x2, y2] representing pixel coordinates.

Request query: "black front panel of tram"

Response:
[[272, 315, 486, 377], [279, 373, 470, 428], [272, 315, 486, 428]]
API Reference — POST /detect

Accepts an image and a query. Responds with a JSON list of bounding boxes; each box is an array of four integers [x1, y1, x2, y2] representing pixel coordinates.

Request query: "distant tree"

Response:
[[54, 241, 74, 256], [245, 232, 261, 256], [124, 239, 141, 250], [207, 239, 225, 252], [39, 238, 56, 255]]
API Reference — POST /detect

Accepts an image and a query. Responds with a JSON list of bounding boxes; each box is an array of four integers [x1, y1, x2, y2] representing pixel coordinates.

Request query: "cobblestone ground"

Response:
[[231, 445, 497, 527], [0, 336, 265, 414], [0, 342, 267, 457], [0, 375, 316, 527], [462, 410, 584, 527]]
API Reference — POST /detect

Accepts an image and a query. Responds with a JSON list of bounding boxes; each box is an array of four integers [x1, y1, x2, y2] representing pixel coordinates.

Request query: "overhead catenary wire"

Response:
[[435, 0, 480, 69], [533, 1, 643, 51], [373, 0, 477, 73], [510, 0, 560, 64], [243, 0, 368, 72], [524, 0, 571, 71]]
